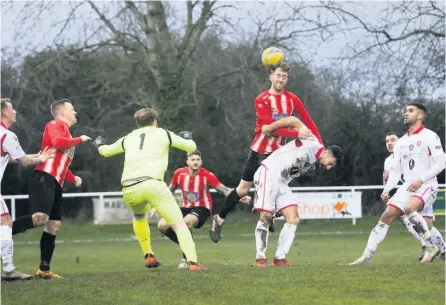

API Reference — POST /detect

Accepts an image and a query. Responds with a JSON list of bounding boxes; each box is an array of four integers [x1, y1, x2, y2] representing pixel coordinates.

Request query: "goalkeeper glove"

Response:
[[92, 136, 106, 148], [179, 131, 193, 140]]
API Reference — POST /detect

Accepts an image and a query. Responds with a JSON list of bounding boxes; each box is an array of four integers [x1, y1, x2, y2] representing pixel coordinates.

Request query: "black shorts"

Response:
[[241, 150, 270, 182], [28, 171, 63, 221], [181, 207, 211, 229]]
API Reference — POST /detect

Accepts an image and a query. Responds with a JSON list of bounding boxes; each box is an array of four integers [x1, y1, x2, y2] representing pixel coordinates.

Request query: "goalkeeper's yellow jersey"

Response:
[[98, 126, 196, 186]]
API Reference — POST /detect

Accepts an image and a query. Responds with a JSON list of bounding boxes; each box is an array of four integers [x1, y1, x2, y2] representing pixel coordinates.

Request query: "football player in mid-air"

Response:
[[210, 62, 321, 243]]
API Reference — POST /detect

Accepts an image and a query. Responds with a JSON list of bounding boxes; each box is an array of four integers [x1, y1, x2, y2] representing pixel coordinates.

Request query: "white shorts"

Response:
[[0, 195, 10, 216], [387, 183, 438, 217], [252, 164, 297, 214]]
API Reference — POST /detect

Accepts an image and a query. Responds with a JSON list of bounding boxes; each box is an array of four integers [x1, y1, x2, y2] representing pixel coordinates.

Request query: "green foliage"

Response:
[[1, 38, 444, 205]]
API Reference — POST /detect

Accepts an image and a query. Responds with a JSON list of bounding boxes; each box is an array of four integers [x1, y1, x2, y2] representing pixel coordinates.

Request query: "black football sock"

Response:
[[163, 227, 179, 244], [12, 215, 34, 235], [218, 189, 241, 219], [39, 231, 56, 271]]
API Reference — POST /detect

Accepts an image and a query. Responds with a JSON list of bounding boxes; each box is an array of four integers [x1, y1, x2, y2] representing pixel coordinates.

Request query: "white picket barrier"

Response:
[[3, 184, 445, 225]]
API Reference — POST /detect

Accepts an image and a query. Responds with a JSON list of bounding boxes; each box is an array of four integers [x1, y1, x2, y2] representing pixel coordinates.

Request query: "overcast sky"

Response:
[[1, 1, 386, 64], [1, 1, 444, 98]]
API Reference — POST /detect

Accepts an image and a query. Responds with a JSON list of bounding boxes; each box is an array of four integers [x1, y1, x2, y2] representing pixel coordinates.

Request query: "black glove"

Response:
[[179, 131, 193, 140], [92, 136, 106, 148]]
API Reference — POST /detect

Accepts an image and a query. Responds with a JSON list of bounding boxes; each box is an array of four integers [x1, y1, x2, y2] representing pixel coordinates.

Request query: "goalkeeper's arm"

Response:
[[96, 136, 126, 157]]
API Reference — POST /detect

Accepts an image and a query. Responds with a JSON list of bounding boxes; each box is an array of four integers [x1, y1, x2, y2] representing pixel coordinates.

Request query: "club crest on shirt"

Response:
[[185, 191, 198, 203], [271, 106, 288, 122], [417, 141, 422, 147]]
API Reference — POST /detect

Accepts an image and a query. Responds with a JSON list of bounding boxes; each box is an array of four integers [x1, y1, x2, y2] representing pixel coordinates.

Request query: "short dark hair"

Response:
[[407, 102, 427, 114], [187, 150, 202, 158], [51, 99, 72, 117], [134, 108, 159, 127], [1, 98, 11, 112], [385, 132, 401, 138], [271, 62, 291, 74], [327, 145, 344, 167]]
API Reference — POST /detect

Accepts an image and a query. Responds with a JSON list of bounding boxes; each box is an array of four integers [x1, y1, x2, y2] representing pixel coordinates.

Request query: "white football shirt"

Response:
[[1, 124, 26, 182], [261, 137, 324, 184], [391, 125, 444, 187]]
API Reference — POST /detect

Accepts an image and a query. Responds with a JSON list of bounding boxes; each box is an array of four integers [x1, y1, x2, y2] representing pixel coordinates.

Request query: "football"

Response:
[[261, 47, 285, 68]]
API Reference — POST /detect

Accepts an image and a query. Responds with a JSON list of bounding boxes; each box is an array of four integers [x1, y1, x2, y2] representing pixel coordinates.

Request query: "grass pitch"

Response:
[[2, 216, 445, 305]]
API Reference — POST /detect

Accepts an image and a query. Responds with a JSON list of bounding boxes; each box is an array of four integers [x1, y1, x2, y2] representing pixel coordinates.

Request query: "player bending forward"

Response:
[[349, 102, 445, 265], [253, 116, 343, 267], [93, 108, 205, 271], [156, 150, 250, 268]]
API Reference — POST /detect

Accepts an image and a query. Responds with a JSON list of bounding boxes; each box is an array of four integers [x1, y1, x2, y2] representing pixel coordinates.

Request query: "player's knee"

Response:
[[32, 212, 49, 227], [45, 220, 61, 235], [287, 215, 300, 226], [236, 181, 252, 197], [260, 213, 273, 227], [0, 215, 12, 227], [133, 213, 146, 220], [381, 207, 400, 224], [424, 217, 433, 229], [157, 219, 168, 232], [171, 219, 188, 231], [184, 218, 196, 229]]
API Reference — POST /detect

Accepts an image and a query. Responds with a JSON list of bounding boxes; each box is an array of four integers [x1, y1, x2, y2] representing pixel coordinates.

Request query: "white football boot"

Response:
[[348, 256, 371, 265], [420, 245, 440, 263], [177, 258, 189, 269]]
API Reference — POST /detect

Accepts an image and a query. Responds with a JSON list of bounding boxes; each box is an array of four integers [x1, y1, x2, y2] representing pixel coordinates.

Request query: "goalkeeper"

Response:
[[92, 107, 206, 271]]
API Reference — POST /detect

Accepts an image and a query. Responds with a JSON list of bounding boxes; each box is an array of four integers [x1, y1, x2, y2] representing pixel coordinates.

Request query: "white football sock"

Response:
[[430, 226, 445, 253], [402, 217, 425, 246], [362, 221, 389, 259], [216, 215, 224, 226], [275, 223, 297, 259], [407, 212, 432, 244], [1, 225, 15, 272], [255, 220, 269, 259]]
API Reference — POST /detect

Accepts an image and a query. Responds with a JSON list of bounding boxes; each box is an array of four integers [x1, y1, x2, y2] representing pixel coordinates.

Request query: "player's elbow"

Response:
[[98, 146, 110, 157], [185, 141, 197, 153]]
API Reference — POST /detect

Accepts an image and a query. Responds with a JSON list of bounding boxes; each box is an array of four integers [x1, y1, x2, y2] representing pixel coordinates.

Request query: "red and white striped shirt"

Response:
[[34, 120, 83, 186], [169, 167, 222, 212], [250, 90, 322, 154]]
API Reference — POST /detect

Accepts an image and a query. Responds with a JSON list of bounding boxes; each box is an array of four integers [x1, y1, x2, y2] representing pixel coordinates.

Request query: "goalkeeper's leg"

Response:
[[123, 187, 160, 268], [149, 182, 205, 270], [129, 204, 160, 268]]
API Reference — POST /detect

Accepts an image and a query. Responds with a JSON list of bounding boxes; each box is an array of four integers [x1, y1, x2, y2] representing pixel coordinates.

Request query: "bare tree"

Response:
[[310, 1, 445, 98]]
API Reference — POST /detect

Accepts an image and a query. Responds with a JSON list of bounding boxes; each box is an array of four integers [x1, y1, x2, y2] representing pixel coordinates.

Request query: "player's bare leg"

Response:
[[349, 205, 402, 265], [210, 179, 252, 243], [36, 219, 63, 279], [405, 197, 440, 263], [255, 212, 272, 267], [273, 206, 299, 267], [1, 215, 33, 281]]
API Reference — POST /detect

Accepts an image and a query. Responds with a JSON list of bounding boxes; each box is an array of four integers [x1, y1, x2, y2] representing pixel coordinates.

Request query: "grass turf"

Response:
[[2, 216, 445, 305]]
